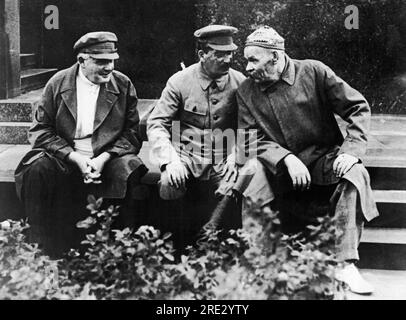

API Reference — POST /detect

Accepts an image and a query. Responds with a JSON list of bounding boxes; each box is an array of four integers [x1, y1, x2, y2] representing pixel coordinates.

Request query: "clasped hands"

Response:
[[283, 153, 359, 191], [68, 151, 111, 184]]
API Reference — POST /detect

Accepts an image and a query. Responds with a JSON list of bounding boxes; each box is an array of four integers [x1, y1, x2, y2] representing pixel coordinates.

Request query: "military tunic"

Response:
[[147, 62, 245, 179]]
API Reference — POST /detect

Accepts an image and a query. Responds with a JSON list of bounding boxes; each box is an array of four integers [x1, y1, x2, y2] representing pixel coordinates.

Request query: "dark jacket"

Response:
[[15, 63, 147, 199], [237, 55, 371, 172], [236, 55, 378, 222]]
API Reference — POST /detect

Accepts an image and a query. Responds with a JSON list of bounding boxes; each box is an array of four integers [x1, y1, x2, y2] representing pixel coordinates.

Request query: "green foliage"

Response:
[[195, 0, 406, 114], [0, 195, 346, 300]]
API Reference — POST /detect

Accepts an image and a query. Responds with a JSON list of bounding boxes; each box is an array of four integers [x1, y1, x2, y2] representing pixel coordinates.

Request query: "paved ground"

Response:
[[347, 269, 406, 300]]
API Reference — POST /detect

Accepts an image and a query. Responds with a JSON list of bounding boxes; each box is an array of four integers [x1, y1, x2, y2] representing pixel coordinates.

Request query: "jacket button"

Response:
[[211, 99, 219, 105], [213, 115, 219, 121]]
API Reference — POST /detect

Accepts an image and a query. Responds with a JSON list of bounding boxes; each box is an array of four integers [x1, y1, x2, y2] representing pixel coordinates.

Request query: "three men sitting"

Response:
[[14, 26, 378, 294]]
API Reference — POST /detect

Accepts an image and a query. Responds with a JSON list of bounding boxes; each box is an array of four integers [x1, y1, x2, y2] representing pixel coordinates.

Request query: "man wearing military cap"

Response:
[[230, 26, 378, 294], [147, 25, 245, 239], [15, 31, 147, 257]]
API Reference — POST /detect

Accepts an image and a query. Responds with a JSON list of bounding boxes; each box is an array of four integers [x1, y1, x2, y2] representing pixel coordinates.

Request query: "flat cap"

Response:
[[73, 31, 119, 59], [245, 26, 285, 51], [194, 25, 238, 51]]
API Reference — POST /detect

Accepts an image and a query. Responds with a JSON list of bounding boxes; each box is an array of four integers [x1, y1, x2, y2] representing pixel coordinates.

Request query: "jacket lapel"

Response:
[[60, 64, 79, 122], [93, 75, 119, 132]]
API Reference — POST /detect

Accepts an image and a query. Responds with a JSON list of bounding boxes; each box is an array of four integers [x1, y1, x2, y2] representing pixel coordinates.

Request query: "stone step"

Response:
[[21, 68, 57, 93], [0, 143, 405, 269], [0, 144, 405, 189], [0, 93, 155, 122], [0, 88, 42, 122], [359, 243, 406, 270], [367, 191, 406, 229], [367, 134, 406, 150], [361, 227, 406, 244], [0, 123, 30, 144], [359, 228, 406, 270], [2, 121, 406, 158], [373, 190, 406, 204], [369, 203, 406, 228], [20, 53, 36, 71], [346, 269, 406, 300], [0, 144, 30, 182], [336, 114, 406, 135], [0, 96, 155, 143], [0, 143, 159, 183], [369, 167, 406, 190]]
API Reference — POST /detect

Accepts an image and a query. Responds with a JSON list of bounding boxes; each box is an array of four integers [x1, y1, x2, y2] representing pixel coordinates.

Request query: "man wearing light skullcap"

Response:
[[231, 26, 379, 295], [15, 31, 148, 257]]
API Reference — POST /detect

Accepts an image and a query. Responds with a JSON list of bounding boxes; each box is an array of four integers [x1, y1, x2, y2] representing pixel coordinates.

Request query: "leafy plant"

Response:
[[58, 195, 178, 300], [1, 195, 346, 300]]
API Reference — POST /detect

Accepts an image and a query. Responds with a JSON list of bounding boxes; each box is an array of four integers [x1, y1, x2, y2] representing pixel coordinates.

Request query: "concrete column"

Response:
[[0, 0, 21, 99]]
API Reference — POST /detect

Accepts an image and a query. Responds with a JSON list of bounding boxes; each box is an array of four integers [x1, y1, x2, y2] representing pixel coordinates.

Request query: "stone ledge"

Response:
[[0, 142, 160, 184]]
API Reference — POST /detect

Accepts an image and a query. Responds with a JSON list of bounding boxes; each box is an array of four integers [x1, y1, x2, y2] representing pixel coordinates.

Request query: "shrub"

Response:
[[0, 196, 346, 300], [0, 220, 93, 300], [58, 196, 178, 300]]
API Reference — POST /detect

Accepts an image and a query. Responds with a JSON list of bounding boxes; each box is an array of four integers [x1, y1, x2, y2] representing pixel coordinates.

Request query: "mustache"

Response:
[[249, 70, 265, 79]]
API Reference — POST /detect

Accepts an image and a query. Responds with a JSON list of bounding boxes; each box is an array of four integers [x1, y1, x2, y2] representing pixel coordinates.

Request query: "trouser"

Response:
[[158, 167, 242, 240], [20, 156, 146, 258], [234, 158, 369, 262]]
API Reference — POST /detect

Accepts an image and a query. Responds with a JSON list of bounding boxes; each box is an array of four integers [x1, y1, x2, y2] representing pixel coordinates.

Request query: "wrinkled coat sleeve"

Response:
[[103, 81, 142, 157], [236, 91, 291, 173], [318, 62, 371, 160], [29, 81, 75, 160], [147, 78, 182, 168]]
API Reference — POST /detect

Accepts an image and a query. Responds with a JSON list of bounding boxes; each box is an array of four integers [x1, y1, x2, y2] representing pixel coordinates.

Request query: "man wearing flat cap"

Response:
[[15, 31, 147, 257], [147, 25, 245, 240], [230, 26, 379, 294]]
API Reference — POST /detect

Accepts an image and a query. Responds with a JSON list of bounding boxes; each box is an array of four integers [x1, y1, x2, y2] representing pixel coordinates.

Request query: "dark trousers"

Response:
[[20, 156, 146, 258], [158, 171, 242, 250]]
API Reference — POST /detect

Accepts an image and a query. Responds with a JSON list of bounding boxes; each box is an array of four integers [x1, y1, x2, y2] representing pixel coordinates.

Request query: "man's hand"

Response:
[[88, 152, 111, 175], [165, 161, 189, 189], [67, 152, 92, 176], [222, 160, 239, 183], [283, 154, 311, 191], [333, 153, 359, 178], [83, 166, 102, 184], [82, 152, 112, 184]]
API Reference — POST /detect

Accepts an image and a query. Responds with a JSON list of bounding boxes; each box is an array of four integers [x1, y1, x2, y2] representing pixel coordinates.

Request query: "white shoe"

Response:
[[335, 263, 374, 295]]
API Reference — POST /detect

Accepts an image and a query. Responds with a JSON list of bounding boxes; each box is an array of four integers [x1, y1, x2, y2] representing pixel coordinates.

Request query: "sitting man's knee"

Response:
[[240, 158, 264, 176], [158, 170, 187, 200], [28, 157, 55, 176]]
